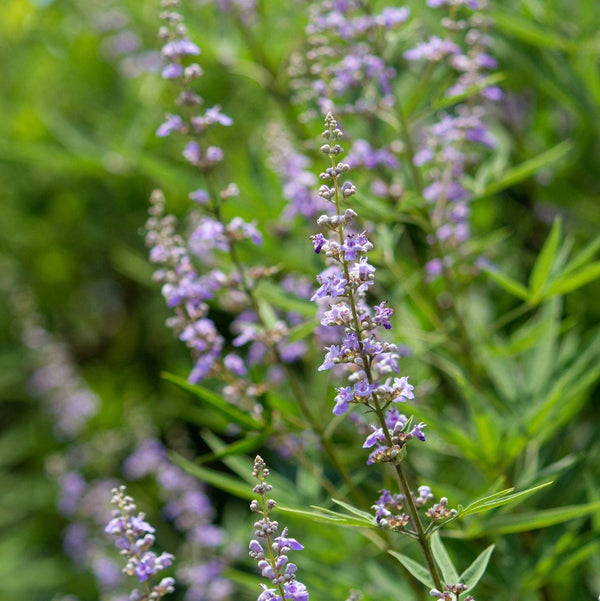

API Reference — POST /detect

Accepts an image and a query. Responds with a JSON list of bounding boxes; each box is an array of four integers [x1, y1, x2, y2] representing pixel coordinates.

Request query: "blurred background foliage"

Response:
[[1, 0, 600, 600]]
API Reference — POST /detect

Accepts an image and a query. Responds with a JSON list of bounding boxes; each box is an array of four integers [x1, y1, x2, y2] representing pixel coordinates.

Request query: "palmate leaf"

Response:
[[544, 262, 600, 297], [489, 9, 576, 52], [198, 430, 300, 506]]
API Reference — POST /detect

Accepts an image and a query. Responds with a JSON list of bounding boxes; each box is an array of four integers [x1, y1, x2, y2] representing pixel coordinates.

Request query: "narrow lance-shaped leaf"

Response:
[[169, 452, 253, 500], [529, 217, 562, 299], [459, 545, 495, 590], [277, 505, 375, 529], [195, 431, 271, 465], [482, 266, 529, 300], [467, 501, 600, 537], [459, 482, 552, 517], [479, 140, 573, 198], [162, 372, 264, 430], [430, 530, 459, 584], [544, 262, 600, 298], [388, 551, 435, 589]]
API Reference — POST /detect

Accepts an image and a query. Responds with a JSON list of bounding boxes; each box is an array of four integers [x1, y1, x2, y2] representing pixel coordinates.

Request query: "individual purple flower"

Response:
[[189, 189, 210, 204], [410, 422, 427, 442], [318, 344, 341, 371], [353, 379, 373, 397], [394, 376, 415, 400], [156, 113, 186, 137], [183, 141, 201, 165], [162, 62, 184, 79], [224, 353, 247, 377], [373, 302, 393, 329], [311, 268, 347, 301], [161, 39, 200, 60], [311, 233, 326, 253], [227, 217, 263, 245], [333, 386, 353, 415]]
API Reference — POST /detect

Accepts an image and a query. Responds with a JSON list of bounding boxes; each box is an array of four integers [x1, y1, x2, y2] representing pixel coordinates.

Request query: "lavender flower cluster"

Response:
[[124, 439, 233, 601], [249, 456, 309, 601], [147, 1, 309, 406], [292, 1, 410, 119], [105, 486, 175, 600], [22, 316, 99, 440], [405, 0, 501, 276], [310, 113, 424, 464]]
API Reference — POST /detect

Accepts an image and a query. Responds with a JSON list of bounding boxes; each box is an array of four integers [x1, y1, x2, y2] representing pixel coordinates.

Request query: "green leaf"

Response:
[[460, 482, 552, 517], [331, 498, 377, 523], [162, 372, 264, 430], [277, 505, 374, 529], [482, 266, 529, 300], [255, 280, 316, 317], [459, 545, 495, 590], [544, 261, 600, 297], [529, 217, 562, 299], [479, 141, 573, 198], [388, 551, 435, 588], [560, 235, 600, 277], [430, 530, 458, 584], [195, 431, 270, 464], [489, 10, 576, 52], [287, 319, 318, 343], [478, 501, 600, 535], [169, 452, 253, 500]]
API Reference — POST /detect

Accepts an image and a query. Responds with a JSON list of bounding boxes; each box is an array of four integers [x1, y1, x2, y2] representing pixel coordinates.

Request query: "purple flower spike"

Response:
[[250, 457, 308, 601], [106, 486, 175, 599]]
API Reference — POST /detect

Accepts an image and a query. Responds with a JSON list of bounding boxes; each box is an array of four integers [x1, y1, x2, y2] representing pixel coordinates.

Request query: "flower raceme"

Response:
[[309, 113, 424, 462], [105, 486, 175, 601], [249, 456, 309, 601], [148, 0, 307, 405]]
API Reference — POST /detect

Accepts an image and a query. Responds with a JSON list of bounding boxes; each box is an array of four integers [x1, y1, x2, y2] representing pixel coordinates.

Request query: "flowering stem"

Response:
[[207, 177, 365, 505], [395, 102, 480, 380], [327, 146, 443, 592]]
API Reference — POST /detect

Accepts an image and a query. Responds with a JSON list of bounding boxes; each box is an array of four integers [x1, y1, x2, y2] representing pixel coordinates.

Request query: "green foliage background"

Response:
[[1, 1, 599, 600]]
